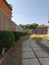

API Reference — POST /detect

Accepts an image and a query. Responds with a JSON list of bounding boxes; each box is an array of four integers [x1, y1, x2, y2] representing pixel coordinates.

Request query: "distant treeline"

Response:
[[19, 23, 38, 29]]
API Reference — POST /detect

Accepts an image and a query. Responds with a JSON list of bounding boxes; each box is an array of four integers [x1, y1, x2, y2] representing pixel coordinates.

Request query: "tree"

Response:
[[19, 23, 38, 29], [31, 23, 38, 29], [19, 24, 23, 27]]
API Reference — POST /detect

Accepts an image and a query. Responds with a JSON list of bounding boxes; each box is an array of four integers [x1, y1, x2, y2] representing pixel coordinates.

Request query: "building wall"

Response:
[[0, 0, 12, 19], [16, 25, 23, 32], [0, 8, 16, 31], [32, 28, 47, 34], [11, 21, 16, 31], [24, 29, 32, 33], [47, 28, 49, 35]]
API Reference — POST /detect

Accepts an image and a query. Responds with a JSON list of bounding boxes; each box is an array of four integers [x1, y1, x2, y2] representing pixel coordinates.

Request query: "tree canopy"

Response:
[[19, 23, 38, 29]]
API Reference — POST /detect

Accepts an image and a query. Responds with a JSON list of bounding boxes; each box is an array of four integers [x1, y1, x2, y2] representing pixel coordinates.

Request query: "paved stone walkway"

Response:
[[22, 38, 49, 65], [41, 38, 49, 47]]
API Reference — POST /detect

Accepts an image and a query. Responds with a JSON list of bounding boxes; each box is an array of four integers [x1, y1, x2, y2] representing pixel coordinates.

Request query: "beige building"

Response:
[[0, 0, 16, 31], [0, 0, 12, 19], [16, 25, 23, 32], [24, 29, 32, 33]]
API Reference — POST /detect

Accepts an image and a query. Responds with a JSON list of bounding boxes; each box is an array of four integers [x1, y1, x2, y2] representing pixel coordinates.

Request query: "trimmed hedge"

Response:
[[0, 31, 27, 49], [13, 32, 20, 41], [0, 31, 15, 50], [13, 31, 28, 41], [0, 31, 28, 55]]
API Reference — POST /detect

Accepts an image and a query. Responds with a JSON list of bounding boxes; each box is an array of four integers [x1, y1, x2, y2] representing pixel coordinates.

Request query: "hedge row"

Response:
[[0, 31, 28, 55], [13, 31, 28, 41]]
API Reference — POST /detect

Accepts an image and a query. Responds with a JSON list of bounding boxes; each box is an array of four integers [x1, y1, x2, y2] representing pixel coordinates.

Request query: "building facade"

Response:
[[32, 25, 49, 34], [24, 29, 32, 33], [0, 0, 12, 19], [16, 25, 23, 32], [0, 0, 16, 31]]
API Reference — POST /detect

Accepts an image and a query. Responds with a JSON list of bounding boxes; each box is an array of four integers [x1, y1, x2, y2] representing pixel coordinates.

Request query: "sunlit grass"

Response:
[[43, 35, 49, 40], [30, 34, 49, 40], [30, 34, 41, 38]]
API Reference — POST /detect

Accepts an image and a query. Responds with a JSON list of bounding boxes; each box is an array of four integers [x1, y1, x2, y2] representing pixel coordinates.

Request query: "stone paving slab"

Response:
[[46, 45, 49, 47], [28, 41, 37, 44], [27, 39, 33, 42], [22, 59, 40, 65], [41, 39, 49, 45], [23, 43, 29, 46], [31, 45, 40, 48], [22, 45, 30, 48], [22, 38, 49, 65], [22, 47, 32, 52], [26, 40, 32, 43], [26, 40, 36, 44], [23, 41, 29, 44], [33, 47, 43, 52], [22, 52, 35, 59], [38, 58, 49, 65], [29, 43, 36, 45], [30, 44, 38, 46], [41, 41, 49, 45], [35, 51, 49, 58]]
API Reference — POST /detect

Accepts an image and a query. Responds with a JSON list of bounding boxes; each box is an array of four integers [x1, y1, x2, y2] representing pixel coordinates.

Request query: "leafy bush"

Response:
[[0, 31, 27, 55], [22, 32, 28, 36], [13, 32, 21, 41], [0, 31, 15, 50], [13, 31, 28, 41]]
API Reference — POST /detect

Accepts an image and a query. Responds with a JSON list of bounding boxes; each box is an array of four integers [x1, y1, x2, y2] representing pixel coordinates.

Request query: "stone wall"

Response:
[[32, 28, 47, 34]]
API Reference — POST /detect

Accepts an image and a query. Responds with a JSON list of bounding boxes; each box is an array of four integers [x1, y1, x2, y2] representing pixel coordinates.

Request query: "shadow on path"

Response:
[[33, 37, 49, 54]]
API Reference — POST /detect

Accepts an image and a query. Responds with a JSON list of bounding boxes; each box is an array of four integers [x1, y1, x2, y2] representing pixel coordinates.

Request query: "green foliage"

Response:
[[0, 31, 28, 54], [13, 32, 21, 41], [19, 23, 38, 29], [31, 23, 38, 29], [19, 24, 25, 28], [0, 31, 15, 49], [13, 31, 28, 41]]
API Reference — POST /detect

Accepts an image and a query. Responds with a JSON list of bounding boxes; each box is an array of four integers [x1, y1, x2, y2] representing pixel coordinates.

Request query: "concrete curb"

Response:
[[0, 47, 13, 65]]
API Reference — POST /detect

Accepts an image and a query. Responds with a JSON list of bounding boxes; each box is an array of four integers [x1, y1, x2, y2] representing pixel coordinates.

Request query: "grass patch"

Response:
[[43, 35, 49, 40]]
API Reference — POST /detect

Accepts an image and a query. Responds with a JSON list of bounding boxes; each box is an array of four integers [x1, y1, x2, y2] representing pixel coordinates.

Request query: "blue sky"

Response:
[[6, 0, 49, 25]]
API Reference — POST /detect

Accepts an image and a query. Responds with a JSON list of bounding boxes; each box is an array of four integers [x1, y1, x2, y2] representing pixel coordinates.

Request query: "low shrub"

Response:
[[0, 31, 28, 55], [13, 32, 21, 41], [22, 32, 28, 36], [0, 31, 15, 54], [13, 31, 28, 41]]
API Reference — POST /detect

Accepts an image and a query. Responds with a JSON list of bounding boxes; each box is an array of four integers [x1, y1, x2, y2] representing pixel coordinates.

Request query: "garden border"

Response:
[[0, 47, 13, 65]]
